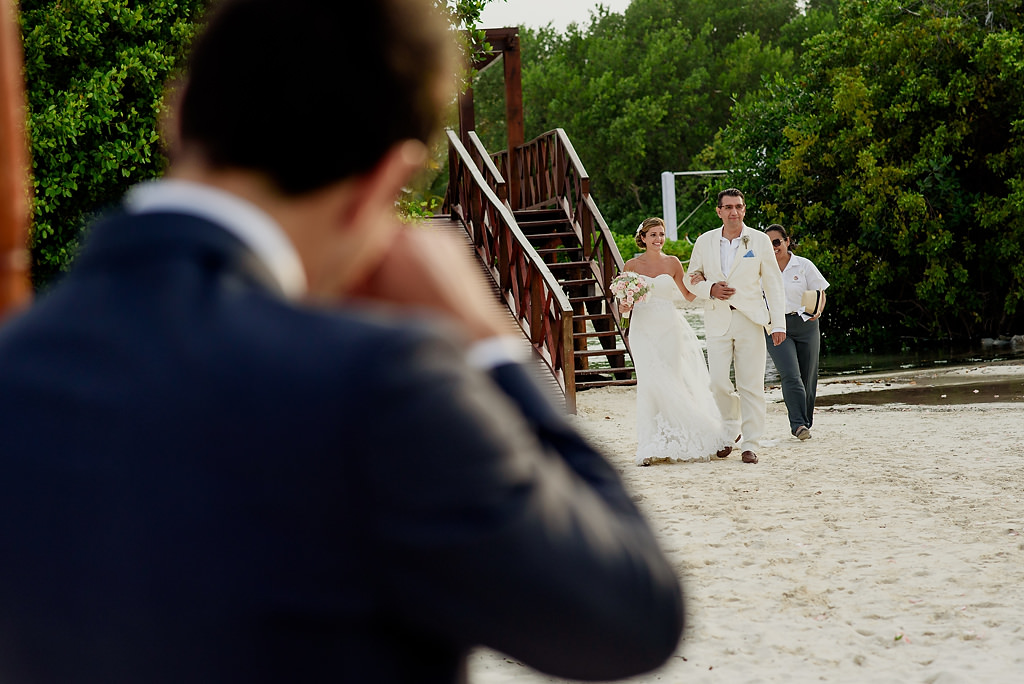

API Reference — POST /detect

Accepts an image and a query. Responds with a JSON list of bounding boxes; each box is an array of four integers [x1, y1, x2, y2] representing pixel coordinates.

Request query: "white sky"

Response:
[[479, 0, 634, 33]]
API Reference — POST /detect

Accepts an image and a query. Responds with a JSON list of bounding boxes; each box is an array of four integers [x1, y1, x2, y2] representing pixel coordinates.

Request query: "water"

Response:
[[815, 377, 1024, 406], [817, 342, 1024, 377], [588, 309, 1024, 383]]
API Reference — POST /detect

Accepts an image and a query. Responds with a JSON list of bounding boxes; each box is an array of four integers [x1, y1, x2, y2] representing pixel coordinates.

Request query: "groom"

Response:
[[685, 188, 786, 464]]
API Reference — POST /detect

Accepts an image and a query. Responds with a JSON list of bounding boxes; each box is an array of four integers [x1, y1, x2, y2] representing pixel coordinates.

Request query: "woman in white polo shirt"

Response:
[[764, 224, 829, 440]]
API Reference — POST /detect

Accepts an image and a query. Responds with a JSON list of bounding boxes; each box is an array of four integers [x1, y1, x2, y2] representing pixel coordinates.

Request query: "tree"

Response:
[[21, 0, 494, 287], [471, 0, 802, 239], [708, 0, 1024, 348]]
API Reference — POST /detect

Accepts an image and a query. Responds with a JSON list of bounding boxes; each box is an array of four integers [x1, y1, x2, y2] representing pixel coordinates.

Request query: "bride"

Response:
[[620, 217, 732, 466]]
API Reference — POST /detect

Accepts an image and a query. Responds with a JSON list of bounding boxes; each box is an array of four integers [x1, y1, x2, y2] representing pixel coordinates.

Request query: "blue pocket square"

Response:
[[743, 250, 755, 258]]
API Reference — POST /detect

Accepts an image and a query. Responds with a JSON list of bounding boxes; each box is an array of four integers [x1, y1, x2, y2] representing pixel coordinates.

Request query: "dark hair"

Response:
[[716, 188, 745, 207], [178, 0, 456, 195], [765, 223, 795, 251], [634, 217, 665, 249]]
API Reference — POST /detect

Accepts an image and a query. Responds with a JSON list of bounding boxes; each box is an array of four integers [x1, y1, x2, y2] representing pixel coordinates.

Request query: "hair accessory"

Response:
[[635, 221, 645, 236]]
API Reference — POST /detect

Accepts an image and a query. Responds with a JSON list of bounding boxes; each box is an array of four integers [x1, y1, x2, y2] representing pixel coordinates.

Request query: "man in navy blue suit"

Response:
[[0, 0, 684, 682]]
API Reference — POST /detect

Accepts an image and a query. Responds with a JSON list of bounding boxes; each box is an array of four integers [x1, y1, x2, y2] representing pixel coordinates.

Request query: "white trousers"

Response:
[[706, 310, 767, 453]]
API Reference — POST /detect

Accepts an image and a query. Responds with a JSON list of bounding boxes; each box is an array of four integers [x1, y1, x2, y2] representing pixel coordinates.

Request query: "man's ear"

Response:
[[339, 140, 428, 229]]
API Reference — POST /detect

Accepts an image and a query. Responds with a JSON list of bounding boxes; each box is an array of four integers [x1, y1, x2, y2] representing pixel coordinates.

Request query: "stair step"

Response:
[[573, 313, 617, 322], [568, 294, 606, 304], [558, 278, 597, 288], [515, 210, 566, 221], [574, 367, 635, 378], [576, 379, 638, 390], [575, 348, 629, 358], [524, 231, 578, 242], [535, 247, 582, 256], [520, 219, 569, 229], [548, 261, 591, 269], [573, 330, 620, 339]]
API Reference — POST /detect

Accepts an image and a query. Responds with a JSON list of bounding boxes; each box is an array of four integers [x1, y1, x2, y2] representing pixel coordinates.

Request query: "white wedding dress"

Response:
[[628, 274, 731, 465]]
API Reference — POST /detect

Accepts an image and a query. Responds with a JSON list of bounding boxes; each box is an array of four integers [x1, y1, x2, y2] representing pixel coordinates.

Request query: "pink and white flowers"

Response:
[[609, 271, 651, 329]]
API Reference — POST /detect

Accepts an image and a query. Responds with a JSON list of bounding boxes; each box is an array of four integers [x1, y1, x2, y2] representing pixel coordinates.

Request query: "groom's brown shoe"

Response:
[[741, 450, 758, 464]]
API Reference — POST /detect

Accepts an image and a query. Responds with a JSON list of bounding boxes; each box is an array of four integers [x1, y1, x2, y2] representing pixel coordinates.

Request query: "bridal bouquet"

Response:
[[609, 271, 651, 330]]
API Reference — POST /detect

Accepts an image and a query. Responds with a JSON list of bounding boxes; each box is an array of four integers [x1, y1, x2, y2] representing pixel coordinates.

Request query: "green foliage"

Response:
[[398, 145, 448, 220], [662, 238, 694, 263], [471, 0, 803, 240], [20, 0, 494, 286], [708, 0, 1024, 347], [436, 0, 489, 27], [614, 234, 694, 264], [434, 0, 493, 77], [21, 0, 206, 288]]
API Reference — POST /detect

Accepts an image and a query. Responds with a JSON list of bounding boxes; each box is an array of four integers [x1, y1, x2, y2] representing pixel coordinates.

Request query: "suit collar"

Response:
[[718, 223, 752, 242], [124, 180, 307, 299], [75, 211, 290, 299]]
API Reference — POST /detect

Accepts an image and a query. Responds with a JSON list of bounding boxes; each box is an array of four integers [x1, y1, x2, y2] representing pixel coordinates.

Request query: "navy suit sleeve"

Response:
[[486, 362, 639, 516], [357, 331, 684, 681]]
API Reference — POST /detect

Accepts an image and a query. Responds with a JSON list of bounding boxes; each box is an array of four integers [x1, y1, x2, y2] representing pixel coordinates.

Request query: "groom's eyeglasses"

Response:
[[719, 204, 745, 211], [771, 238, 784, 247]]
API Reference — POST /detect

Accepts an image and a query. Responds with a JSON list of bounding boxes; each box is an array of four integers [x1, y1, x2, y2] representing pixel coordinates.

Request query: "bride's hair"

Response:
[[635, 217, 666, 249]]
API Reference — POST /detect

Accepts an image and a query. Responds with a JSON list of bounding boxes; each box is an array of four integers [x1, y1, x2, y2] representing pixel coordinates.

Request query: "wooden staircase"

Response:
[[424, 215, 565, 404], [515, 208, 635, 391], [444, 127, 636, 411], [442, 129, 578, 411]]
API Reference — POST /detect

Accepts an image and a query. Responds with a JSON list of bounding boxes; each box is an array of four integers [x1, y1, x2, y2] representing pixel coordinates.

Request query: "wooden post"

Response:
[[0, 0, 31, 321], [503, 32, 523, 211], [458, 87, 475, 150]]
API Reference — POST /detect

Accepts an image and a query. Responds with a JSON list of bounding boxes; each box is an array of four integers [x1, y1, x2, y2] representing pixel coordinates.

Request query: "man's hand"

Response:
[[710, 281, 736, 300], [771, 331, 787, 346], [346, 226, 513, 343]]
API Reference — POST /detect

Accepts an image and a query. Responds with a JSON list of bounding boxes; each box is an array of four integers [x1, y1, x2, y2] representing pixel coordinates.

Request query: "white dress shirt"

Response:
[[718, 231, 746, 275], [780, 254, 830, 321]]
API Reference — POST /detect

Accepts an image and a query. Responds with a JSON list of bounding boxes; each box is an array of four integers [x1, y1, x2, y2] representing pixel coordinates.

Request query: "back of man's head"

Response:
[[178, 0, 456, 195]]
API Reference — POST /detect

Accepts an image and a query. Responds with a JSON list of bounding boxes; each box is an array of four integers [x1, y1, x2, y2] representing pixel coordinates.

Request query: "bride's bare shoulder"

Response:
[[663, 254, 684, 272]]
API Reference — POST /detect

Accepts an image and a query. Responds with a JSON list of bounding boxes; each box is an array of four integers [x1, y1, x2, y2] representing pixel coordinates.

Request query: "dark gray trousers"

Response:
[[766, 313, 821, 434]]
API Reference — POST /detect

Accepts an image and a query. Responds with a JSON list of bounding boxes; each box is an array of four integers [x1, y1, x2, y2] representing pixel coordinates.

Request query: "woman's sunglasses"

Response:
[[771, 238, 785, 247]]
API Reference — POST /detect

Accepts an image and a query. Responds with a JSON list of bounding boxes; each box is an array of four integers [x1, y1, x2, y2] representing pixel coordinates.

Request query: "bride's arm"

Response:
[[670, 258, 698, 302], [619, 259, 637, 313]]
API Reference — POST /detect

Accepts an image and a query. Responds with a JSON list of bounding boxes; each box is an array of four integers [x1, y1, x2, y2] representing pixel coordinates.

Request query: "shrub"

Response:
[[21, 0, 207, 288]]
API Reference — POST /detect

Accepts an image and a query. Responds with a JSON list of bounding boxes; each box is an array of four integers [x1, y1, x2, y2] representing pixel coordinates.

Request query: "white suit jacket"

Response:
[[685, 225, 786, 338]]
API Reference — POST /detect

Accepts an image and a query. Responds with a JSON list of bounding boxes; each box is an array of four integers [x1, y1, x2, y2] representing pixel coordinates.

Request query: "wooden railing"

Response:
[[494, 129, 627, 331], [445, 129, 577, 412]]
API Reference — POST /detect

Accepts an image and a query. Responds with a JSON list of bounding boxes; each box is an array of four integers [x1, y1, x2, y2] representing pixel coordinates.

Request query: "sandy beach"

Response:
[[469, 361, 1024, 684]]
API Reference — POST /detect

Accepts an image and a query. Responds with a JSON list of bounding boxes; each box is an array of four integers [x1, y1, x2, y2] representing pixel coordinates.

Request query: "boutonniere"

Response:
[[741, 235, 749, 249]]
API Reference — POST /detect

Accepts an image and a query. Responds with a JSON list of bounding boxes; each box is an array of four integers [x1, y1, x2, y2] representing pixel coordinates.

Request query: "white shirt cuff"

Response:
[[466, 335, 532, 370]]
